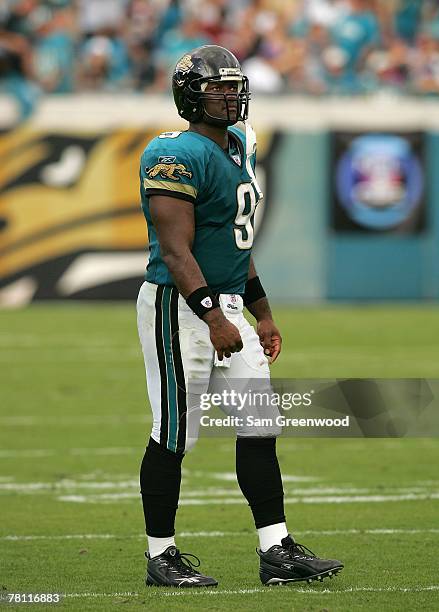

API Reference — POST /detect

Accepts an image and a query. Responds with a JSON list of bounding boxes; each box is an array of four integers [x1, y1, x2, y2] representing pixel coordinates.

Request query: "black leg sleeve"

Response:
[[139, 437, 184, 537], [236, 437, 286, 529]]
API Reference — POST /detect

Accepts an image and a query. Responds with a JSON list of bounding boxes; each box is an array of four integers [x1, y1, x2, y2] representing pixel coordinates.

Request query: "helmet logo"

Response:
[[176, 54, 193, 73]]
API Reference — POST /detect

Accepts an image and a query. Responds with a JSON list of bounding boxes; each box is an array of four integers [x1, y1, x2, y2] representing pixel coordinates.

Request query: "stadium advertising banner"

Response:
[[331, 131, 426, 234], [0, 128, 150, 303]]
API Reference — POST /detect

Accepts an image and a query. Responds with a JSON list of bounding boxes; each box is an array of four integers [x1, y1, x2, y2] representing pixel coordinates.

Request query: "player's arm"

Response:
[[149, 194, 203, 296], [149, 195, 243, 359], [245, 256, 282, 363]]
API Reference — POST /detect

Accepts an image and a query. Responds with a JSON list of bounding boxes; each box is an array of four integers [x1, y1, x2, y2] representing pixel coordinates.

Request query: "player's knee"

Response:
[[148, 431, 189, 456]]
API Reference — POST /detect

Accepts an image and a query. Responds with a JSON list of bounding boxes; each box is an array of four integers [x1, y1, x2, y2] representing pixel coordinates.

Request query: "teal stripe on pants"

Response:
[[161, 286, 178, 451]]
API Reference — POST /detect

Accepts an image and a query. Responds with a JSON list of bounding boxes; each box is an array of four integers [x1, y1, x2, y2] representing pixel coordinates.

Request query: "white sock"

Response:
[[257, 522, 288, 552], [148, 535, 176, 559]]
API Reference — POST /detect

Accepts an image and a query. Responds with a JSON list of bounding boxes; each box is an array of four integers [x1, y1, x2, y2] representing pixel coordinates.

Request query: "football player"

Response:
[[137, 45, 343, 587]]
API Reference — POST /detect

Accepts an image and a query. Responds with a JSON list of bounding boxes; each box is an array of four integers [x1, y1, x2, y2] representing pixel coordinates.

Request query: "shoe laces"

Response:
[[284, 540, 316, 560], [166, 549, 201, 576]]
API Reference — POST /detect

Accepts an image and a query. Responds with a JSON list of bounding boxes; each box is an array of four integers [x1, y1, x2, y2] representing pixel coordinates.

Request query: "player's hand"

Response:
[[257, 319, 282, 364], [203, 309, 243, 360]]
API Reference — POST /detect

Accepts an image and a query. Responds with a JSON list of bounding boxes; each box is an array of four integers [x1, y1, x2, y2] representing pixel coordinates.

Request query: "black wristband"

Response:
[[243, 276, 266, 306], [186, 286, 220, 319]]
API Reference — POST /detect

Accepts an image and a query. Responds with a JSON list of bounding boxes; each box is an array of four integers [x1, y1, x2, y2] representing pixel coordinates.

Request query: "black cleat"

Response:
[[257, 534, 343, 585], [145, 546, 218, 588]]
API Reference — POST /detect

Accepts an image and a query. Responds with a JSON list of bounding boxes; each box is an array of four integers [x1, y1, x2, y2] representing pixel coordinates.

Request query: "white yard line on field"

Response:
[[0, 447, 142, 458], [0, 450, 56, 458], [3, 528, 439, 542], [196, 471, 318, 483], [2, 481, 432, 496], [179, 528, 439, 536], [62, 586, 439, 598], [0, 479, 140, 491], [161, 585, 439, 596], [64, 592, 139, 598], [56, 491, 439, 504], [2, 534, 124, 541], [0, 334, 134, 348], [178, 485, 438, 497], [0, 415, 148, 426], [2, 473, 439, 506]]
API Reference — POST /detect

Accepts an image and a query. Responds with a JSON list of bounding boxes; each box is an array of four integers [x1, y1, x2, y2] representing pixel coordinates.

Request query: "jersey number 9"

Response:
[[234, 183, 257, 250]]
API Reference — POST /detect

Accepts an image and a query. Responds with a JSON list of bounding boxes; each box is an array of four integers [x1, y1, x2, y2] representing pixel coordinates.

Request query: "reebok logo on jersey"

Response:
[[146, 162, 193, 181], [158, 156, 176, 164], [201, 297, 212, 308]]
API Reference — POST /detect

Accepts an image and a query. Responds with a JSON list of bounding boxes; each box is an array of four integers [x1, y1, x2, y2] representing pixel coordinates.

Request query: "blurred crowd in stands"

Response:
[[2, 0, 439, 120]]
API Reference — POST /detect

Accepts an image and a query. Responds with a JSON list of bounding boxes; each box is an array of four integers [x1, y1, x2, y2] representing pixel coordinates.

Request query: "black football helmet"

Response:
[[172, 45, 250, 127]]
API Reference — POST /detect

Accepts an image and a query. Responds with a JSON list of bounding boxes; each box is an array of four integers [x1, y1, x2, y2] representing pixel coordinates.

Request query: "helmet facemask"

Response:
[[186, 75, 251, 127]]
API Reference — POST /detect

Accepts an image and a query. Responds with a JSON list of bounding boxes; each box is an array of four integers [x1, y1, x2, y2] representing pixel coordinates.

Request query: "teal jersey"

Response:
[[139, 127, 260, 294]]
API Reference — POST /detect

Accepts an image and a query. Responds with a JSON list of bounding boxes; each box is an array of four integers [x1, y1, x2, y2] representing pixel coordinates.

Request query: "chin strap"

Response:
[[245, 121, 264, 201]]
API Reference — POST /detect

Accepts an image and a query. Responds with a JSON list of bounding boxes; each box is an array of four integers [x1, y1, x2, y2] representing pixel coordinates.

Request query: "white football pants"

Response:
[[136, 281, 281, 453]]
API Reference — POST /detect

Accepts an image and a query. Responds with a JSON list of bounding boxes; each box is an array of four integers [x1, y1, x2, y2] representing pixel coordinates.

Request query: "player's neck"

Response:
[[188, 123, 228, 150]]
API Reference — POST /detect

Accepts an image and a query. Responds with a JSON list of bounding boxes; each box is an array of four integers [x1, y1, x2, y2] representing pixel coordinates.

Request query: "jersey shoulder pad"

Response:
[[228, 125, 257, 167], [141, 132, 205, 202], [228, 126, 246, 150]]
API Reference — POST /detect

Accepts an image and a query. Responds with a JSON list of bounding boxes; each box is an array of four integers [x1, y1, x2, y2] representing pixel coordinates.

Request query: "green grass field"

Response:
[[1, 304, 439, 611]]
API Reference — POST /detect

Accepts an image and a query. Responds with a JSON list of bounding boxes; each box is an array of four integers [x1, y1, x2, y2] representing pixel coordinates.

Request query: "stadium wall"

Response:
[[1, 94, 438, 305]]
